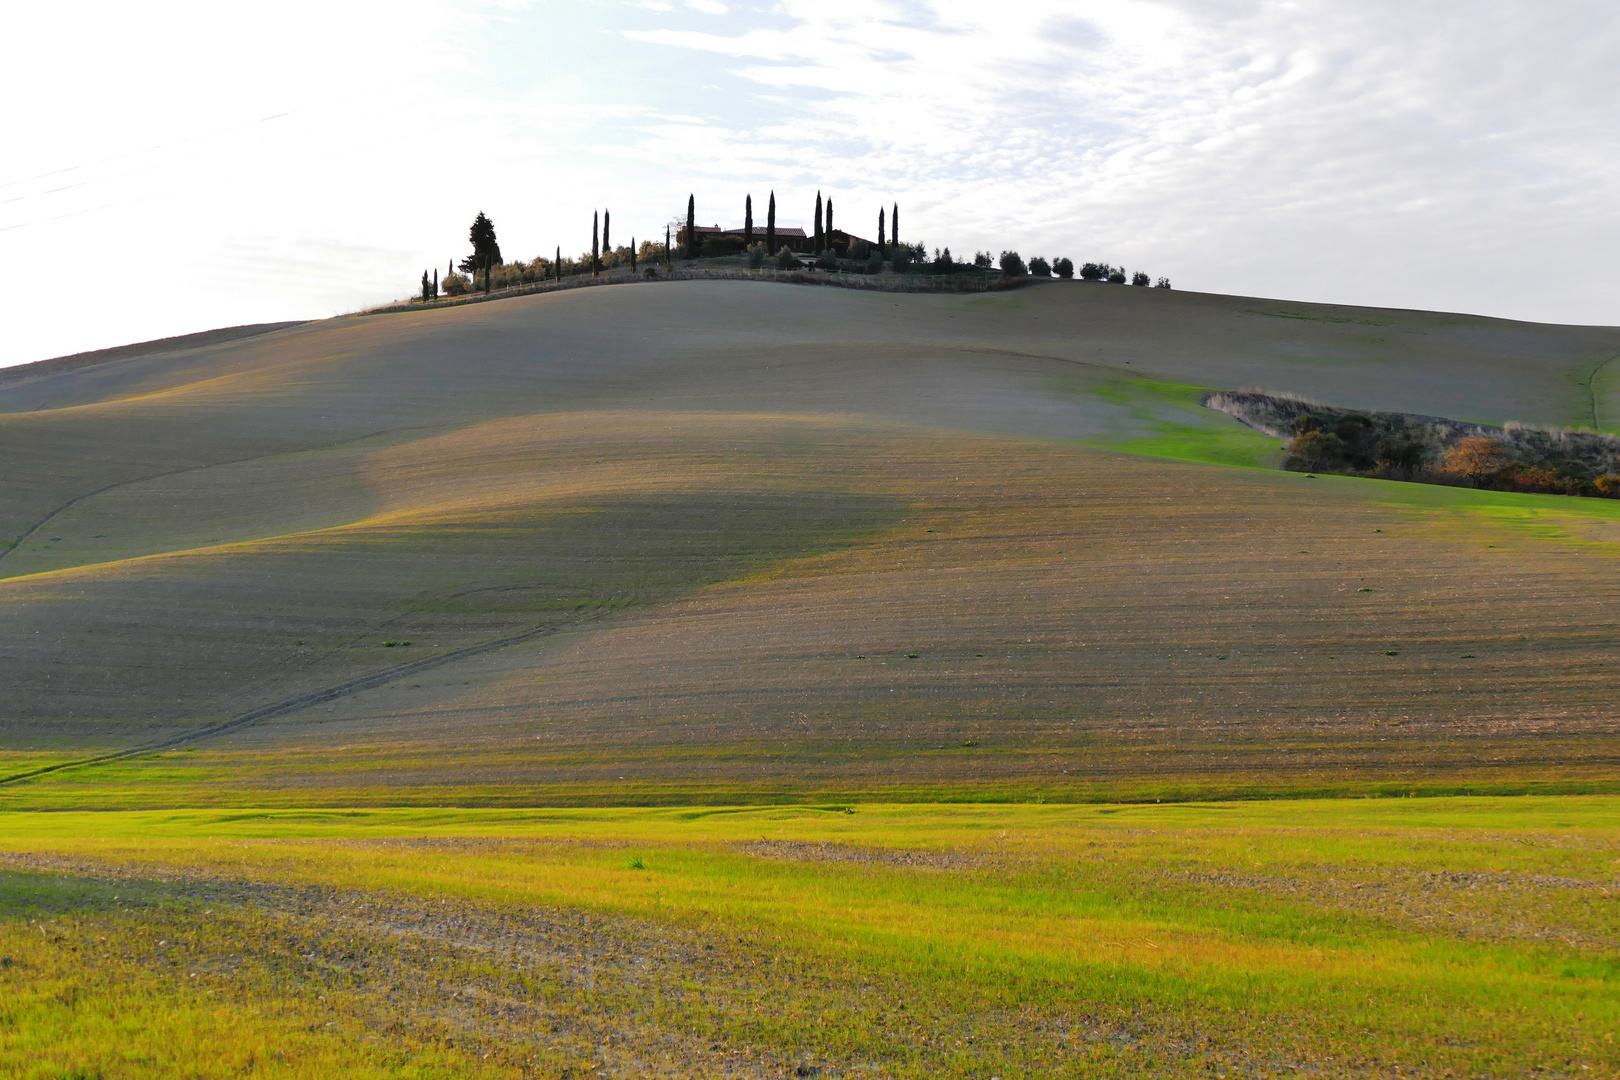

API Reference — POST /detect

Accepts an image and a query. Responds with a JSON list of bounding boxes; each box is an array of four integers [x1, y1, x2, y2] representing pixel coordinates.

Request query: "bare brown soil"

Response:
[[0, 322, 307, 388]]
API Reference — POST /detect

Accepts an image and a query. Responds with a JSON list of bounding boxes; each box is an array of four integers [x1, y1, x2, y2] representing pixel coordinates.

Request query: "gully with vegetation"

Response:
[[1209, 389, 1620, 498]]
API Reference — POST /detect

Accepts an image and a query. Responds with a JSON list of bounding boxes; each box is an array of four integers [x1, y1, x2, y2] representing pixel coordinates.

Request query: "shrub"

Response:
[[442, 272, 470, 296], [701, 235, 746, 258], [1330, 414, 1379, 469], [1028, 256, 1051, 277], [999, 251, 1027, 277], [866, 250, 884, 274], [776, 247, 801, 270], [1131, 271, 1150, 286], [488, 261, 539, 289], [1106, 267, 1127, 284], [1054, 257, 1074, 279], [1283, 412, 1395, 473], [1444, 436, 1509, 487], [748, 243, 766, 269], [933, 247, 957, 273], [1215, 388, 1620, 497], [892, 247, 914, 272], [1079, 262, 1105, 281], [1499, 464, 1572, 494], [1287, 430, 1346, 471], [1377, 437, 1429, 475], [1156, 277, 1172, 289]]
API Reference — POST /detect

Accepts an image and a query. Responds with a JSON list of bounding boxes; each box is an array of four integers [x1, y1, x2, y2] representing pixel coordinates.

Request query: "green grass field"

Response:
[[4, 798, 1616, 1078], [2, 280, 1617, 1075]]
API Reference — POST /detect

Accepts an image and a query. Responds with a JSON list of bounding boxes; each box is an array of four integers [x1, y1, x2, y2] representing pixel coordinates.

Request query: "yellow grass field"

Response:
[[3, 798, 1617, 1078]]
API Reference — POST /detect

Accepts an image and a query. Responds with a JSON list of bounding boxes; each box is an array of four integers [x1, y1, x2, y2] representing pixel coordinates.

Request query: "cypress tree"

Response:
[[468, 212, 499, 294], [878, 208, 886, 251], [421, 270, 431, 303], [685, 195, 696, 259], [665, 225, 671, 267], [745, 195, 753, 247], [630, 238, 637, 271], [603, 210, 610, 256], [892, 203, 899, 249], [826, 198, 834, 252], [592, 211, 600, 274], [432, 268, 439, 298], [813, 191, 823, 252], [767, 191, 776, 253]]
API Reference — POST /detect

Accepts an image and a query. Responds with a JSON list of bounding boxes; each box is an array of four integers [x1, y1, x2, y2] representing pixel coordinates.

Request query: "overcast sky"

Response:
[[3, 0, 1616, 366]]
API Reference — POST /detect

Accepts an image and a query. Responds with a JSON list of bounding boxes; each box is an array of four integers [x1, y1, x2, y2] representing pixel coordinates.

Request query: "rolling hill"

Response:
[[3, 279, 1618, 806]]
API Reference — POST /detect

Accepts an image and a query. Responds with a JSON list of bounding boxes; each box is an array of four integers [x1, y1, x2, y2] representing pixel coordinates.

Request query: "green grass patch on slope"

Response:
[[1077, 373, 1620, 552], [1285, 467, 1620, 554], [1068, 376, 1284, 469]]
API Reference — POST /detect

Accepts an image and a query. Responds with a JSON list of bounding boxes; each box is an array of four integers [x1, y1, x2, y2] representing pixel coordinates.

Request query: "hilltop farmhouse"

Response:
[[679, 223, 874, 255]]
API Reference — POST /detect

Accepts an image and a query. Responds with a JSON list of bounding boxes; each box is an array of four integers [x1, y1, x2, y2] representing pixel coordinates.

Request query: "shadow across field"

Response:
[[0, 489, 903, 765], [4, 283, 1620, 807]]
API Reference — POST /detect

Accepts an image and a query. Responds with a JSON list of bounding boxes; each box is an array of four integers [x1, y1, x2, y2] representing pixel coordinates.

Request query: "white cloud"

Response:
[[2, 0, 1615, 366], [0, 0, 491, 362], [619, 0, 1620, 324]]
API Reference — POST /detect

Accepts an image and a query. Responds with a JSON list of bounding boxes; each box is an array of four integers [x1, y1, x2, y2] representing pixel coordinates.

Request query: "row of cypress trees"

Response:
[[680, 193, 900, 258], [589, 209, 636, 275], [421, 208, 644, 301], [422, 193, 910, 303]]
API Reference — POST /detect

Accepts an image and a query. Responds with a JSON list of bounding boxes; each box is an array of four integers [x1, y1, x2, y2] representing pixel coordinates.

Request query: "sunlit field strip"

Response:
[[3, 797, 1615, 1076], [8, 762, 1620, 812]]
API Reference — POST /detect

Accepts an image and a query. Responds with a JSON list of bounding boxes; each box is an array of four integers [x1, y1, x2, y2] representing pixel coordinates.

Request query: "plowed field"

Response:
[[1, 280, 1617, 806]]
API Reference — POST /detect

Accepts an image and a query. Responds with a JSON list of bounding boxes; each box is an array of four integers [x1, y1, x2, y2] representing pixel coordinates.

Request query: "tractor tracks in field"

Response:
[[0, 452, 299, 571], [1587, 353, 1618, 430], [0, 621, 567, 789], [0, 427, 400, 572]]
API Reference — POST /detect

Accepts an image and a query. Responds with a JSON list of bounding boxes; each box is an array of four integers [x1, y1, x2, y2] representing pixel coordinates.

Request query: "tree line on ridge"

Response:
[[415, 200, 1170, 301]]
